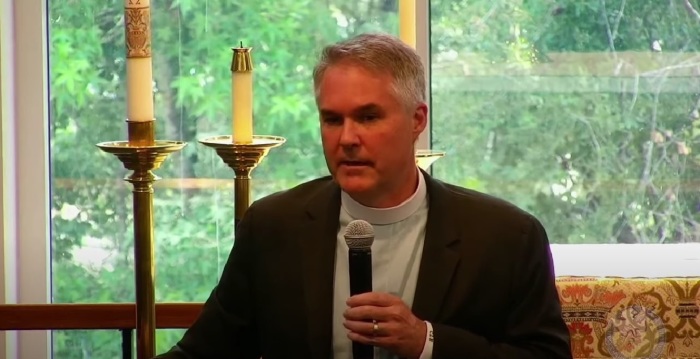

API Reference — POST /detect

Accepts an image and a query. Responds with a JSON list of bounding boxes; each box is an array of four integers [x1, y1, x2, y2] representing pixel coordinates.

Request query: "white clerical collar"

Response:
[[341, 168, 427, 225]]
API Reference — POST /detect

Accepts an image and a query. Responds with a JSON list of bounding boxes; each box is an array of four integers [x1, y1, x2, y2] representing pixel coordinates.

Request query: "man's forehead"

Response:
[[319, 102, 383, 115]]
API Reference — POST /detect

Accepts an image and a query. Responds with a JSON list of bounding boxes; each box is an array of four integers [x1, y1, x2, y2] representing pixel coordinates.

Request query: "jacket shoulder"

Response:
[[246, 176, 335, 216], [437, 180, 536, 223]]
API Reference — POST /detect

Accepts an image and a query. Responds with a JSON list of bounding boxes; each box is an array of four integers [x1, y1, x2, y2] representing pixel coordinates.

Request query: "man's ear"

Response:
[[412, 102, 428, 138]]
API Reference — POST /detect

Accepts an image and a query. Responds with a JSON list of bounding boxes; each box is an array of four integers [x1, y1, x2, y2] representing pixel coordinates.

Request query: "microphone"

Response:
[[344, 219, 375, 359]]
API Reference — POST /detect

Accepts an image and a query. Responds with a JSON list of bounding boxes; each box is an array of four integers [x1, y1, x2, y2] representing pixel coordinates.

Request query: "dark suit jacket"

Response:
[[155, 172, 572, 359]]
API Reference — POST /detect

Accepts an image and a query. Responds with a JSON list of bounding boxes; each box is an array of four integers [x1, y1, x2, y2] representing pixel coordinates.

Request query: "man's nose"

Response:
[[339, 120, 360, 146]]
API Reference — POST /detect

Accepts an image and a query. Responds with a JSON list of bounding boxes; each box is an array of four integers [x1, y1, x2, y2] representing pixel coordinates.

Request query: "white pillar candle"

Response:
[[124, 0, 154, 122], [399, 0, 416, 49], [231, 46, 253, 144]]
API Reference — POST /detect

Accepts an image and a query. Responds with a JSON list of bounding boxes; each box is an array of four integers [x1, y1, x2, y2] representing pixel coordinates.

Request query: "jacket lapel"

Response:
[[411, 173, 462, 322], [299, 181, 341, 359]]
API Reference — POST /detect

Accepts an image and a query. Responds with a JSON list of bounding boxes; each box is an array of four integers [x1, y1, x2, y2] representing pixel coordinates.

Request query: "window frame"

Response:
[[1, 0, 51, 358], [0, 0, 14, 356]]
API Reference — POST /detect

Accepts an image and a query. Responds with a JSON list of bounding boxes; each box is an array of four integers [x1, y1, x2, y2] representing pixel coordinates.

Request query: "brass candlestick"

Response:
[[416, 149, 445, 170], [199, 135, 285, 227], [98, 2, 186, 358], [97, 120, 186, 359]]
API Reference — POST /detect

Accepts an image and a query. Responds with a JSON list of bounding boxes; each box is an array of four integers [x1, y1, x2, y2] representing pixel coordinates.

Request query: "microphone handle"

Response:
[[349, 248, 372, 294], [349, 248, 373, 359]]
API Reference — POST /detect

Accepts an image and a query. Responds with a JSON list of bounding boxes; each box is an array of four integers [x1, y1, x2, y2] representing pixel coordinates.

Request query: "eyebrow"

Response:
[[319, 103, 383, 117], [319, 109, 340, 117], [353, 103, 382, 114]]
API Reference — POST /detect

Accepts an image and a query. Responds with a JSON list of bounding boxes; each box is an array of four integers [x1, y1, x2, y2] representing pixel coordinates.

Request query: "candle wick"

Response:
[[240, 41, 243, 48]]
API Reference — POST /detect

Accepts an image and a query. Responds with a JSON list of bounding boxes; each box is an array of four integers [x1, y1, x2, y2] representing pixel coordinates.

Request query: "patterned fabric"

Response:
[[556, 276, 700, 359]]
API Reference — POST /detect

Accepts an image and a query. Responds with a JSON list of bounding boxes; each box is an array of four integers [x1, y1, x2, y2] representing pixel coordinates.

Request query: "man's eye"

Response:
[[359, 114, 378, 122], [323, 116, 342, 125]]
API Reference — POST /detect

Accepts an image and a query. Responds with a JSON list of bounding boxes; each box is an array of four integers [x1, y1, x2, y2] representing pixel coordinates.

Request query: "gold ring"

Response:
[[372, 319, 379, 336]]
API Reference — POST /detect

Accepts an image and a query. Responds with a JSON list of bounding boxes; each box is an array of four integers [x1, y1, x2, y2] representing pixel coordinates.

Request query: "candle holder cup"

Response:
[[415, 149, 445, 170], [198, 134, 286, 228]]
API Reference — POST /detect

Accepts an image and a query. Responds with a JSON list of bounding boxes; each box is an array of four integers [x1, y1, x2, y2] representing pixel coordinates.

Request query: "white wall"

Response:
[[1, 0, 18, 357], [1, 0, 51, 358]]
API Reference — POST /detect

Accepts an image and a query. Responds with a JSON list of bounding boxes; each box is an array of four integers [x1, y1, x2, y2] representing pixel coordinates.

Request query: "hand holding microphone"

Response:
[[342, 220, 428, 359]]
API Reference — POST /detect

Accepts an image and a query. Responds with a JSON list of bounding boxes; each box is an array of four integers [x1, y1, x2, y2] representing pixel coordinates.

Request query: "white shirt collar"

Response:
[[341, 168, 427, 225]]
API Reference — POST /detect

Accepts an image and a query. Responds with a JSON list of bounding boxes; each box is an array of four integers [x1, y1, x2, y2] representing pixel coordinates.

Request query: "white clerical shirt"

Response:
[[332, 168, 434, 359]]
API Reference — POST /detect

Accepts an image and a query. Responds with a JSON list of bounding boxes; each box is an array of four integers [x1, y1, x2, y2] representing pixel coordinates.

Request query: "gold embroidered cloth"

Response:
[[556, 276, 700, 358]]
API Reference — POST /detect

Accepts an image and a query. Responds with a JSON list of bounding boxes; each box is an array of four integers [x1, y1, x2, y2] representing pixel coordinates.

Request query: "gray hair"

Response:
[[312, 33, 426, 110]]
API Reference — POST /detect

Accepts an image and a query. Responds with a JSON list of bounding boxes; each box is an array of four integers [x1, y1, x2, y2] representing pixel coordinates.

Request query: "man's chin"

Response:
[[335, 177, 373, 195]]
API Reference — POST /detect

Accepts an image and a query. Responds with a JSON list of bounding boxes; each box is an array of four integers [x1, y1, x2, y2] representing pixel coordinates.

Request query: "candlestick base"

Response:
[[415, 149, 446, 170], [96, 139, 186, 359], [199, 135, 286, 227]]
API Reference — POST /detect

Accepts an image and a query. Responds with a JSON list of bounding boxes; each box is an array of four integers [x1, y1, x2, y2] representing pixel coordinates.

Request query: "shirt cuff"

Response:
[[418, 321, 434, 359]]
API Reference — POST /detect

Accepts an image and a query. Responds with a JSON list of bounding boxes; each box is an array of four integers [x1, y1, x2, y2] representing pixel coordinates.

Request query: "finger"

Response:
[[345, 318, 399, 338], [346, 291, 399, 307], [343, 319, 383, 337], [343, 305, 391, 322], [347, 330, 391, 348], [347, 331, 372, 345]]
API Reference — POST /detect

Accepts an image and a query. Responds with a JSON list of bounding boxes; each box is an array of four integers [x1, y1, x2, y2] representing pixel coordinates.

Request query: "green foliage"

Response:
[[48, 0, 700, 356], [430, 0, 700, 244]]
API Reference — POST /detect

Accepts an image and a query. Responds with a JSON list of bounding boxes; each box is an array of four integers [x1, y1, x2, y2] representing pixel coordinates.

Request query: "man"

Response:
[[154, 33, 572, 359]]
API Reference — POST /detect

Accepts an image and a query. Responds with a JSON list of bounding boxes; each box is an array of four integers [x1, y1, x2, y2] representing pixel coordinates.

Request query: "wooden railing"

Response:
[[0, 303, 203, 359]]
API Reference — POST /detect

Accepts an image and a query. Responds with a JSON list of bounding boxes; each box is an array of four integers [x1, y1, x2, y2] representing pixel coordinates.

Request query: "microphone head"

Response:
[[344, 219, 374, 249]]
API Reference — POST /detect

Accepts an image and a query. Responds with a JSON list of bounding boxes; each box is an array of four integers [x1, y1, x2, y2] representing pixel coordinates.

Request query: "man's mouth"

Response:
[[340, 160, 372, 167]]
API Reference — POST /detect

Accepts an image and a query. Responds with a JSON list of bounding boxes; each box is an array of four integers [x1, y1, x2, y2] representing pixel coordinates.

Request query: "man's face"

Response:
[[316, 63, 427, 207]]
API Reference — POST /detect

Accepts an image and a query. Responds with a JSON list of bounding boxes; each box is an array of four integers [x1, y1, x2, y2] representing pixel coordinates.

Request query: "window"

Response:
[[428, 0, 700, 275], [5, 0, 700, 357], [46, 0, 402, 357]]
